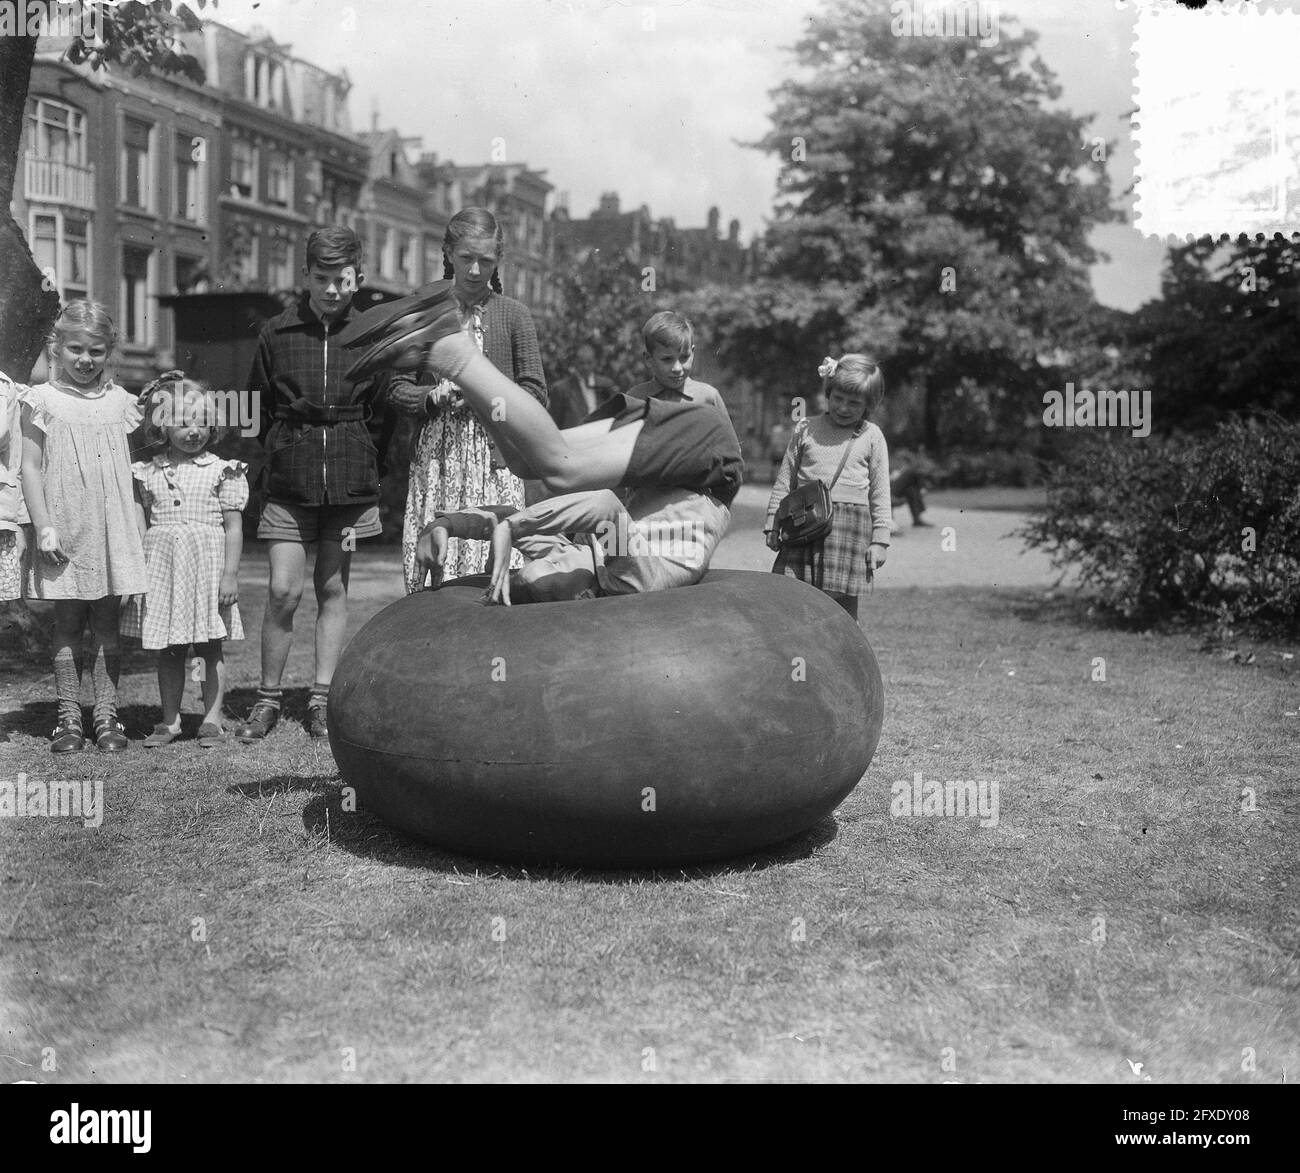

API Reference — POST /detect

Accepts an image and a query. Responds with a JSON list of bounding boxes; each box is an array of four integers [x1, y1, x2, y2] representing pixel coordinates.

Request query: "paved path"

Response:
[[711, 484, 1058, 589]]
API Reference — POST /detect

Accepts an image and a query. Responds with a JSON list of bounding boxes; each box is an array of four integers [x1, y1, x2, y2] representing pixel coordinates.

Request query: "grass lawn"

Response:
[[1, 546, 1297, 1083]]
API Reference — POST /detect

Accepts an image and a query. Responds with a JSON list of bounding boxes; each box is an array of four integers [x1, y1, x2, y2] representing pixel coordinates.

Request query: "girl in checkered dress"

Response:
[[764, 355, 893, 621], [122, 376, 247, 748]]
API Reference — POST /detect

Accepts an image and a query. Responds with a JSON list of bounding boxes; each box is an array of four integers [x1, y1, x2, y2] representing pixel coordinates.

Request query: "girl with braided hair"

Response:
[[388, 207, 547, 592]]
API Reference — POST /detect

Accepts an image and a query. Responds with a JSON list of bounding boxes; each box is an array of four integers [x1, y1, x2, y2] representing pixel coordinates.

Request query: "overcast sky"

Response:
[[214, 0, 1167, 309]]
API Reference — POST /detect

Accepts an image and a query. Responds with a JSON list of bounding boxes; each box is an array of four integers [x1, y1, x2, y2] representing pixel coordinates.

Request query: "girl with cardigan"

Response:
[[390, 207, 547, 592], [764, 355, 892, 620]]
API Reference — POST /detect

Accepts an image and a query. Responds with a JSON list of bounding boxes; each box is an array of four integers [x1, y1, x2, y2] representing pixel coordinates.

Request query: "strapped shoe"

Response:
[[51, 715, 84, 754], [143, 723, 182, 748], [236, 700, 280, 743], [93, 715, 129, 752]]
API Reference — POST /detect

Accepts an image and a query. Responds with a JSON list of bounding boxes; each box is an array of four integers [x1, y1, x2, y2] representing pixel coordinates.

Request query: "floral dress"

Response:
[[120, 452, 248, 649], [20, 380, 147, 600], [401, 301, 525, 592]]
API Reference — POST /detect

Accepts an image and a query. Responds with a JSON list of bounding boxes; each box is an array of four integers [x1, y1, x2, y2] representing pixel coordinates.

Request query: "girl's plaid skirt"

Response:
[[772, 500, 874, 597]]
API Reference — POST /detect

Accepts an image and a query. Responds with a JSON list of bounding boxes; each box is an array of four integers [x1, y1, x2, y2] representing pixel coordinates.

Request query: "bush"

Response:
[[931, 448, 1044, 488], [1019, 417, 1300, 626]]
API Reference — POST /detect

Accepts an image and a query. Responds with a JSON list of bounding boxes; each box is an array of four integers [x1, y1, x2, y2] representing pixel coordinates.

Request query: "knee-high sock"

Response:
[[53, 645, 82, 724], [90, 642, 121, 724]]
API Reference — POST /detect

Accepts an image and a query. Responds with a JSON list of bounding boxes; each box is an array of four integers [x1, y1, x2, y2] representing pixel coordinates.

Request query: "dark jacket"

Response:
[[250, 295, 395, 507], [548, 371, 617, 429]]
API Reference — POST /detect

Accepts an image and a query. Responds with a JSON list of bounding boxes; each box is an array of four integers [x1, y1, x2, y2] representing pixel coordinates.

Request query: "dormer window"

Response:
[[244, 49, 284, 111]]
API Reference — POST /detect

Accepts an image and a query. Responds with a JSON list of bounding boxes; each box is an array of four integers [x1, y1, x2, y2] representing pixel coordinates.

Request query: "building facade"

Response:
[[15, 51, 224, 386], [553, 192, 757, 292]]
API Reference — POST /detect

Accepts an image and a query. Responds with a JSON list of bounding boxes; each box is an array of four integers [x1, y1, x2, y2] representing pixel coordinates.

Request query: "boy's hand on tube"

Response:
[[414, 522, 450, 589], [487, 520, 514, 606]]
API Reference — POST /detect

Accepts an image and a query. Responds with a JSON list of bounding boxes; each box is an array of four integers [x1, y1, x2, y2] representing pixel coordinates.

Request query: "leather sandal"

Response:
[[142, 722, 182, 748], [197, 722, 226, 748]]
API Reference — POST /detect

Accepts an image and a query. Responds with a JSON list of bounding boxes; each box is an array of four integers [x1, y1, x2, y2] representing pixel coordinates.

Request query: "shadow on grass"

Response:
[[290, 781, 840, 883]]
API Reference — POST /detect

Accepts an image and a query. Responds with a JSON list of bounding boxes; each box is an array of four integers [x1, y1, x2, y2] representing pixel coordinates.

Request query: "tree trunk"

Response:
[[0, 33, 60, 380]]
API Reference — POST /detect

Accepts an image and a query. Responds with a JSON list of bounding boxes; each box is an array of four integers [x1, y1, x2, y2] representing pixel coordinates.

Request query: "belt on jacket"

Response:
[[274, 400, 368, 424]]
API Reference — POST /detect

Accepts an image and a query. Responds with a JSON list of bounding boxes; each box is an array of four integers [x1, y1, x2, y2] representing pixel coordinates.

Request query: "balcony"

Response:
[[24, 154, 96, 208]]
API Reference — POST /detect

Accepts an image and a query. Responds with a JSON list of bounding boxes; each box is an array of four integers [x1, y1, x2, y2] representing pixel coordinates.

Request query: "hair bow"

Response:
[[139, 369, 187, 405], [818, 357, 839, 379]]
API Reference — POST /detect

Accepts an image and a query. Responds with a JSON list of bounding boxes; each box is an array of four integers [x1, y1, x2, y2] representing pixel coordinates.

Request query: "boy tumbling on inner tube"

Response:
[[340, 292, 744, 605]]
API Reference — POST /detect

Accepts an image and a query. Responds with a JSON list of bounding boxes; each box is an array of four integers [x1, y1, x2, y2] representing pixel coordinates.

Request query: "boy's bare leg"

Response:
[[261, 541, 306, 688], [312, 540, 351, 688], [432, 335, 641, 493]]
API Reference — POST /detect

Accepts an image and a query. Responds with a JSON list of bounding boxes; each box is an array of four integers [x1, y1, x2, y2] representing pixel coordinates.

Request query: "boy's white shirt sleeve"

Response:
[[506, 489, 626, 540]]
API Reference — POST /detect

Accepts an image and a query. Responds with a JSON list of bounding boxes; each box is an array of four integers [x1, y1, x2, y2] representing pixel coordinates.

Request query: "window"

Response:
[[174, 133, 206, 222], [245, 51, 285, 111], [174, 253, 208, 295], [120, 117, 152, 209], [320, 171, 358, 227], [229, 139, 256, 199], [375, 224, 392, 278], [120, 245, 153, 345], [31, 211, 91, 302], [265, 152, 292, 208], [267, 236, 293, 291], [27, 99, 87, 164], [396, 232, 414, 286]]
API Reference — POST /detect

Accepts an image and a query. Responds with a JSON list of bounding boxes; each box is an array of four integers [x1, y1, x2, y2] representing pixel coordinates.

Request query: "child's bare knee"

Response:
[[267, 582, 303, 611]]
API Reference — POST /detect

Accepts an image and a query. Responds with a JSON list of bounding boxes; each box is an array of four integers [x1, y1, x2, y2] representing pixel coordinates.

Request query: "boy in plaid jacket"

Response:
[[237, 227, 394, 741]]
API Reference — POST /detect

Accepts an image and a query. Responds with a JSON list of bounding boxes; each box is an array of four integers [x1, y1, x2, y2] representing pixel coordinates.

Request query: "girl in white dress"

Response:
[[122, 376, 247, 748], [19, 301, 147, 753]]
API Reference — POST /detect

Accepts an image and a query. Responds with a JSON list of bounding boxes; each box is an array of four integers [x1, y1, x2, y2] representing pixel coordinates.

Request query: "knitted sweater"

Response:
[[765, 415, 893, 546]]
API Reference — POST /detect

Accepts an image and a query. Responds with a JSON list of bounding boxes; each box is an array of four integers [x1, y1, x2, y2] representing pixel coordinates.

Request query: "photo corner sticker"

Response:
[[1132, 0, 1300, 242]]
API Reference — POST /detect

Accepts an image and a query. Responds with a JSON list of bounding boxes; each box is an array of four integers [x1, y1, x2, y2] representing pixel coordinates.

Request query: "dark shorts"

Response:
[[593, 394, 744, 507], [258, 501, 382, 545]]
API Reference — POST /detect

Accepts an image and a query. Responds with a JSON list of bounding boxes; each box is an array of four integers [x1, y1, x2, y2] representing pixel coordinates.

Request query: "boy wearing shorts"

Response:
[[238, 227, 393, 741]]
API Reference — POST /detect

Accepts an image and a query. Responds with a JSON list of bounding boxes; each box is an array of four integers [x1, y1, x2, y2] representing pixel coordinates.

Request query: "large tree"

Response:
[[684, 0, 1117, 452], [0, 1, 210, 381], [1127, 234, 1300, 433]]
